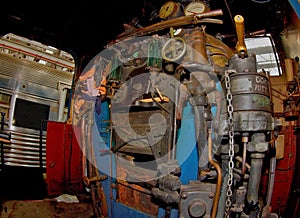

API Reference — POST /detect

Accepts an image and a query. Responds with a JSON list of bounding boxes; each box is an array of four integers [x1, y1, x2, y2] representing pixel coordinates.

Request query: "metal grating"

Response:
[[0, 131, 46, 168], [0, 52, 73, 89]]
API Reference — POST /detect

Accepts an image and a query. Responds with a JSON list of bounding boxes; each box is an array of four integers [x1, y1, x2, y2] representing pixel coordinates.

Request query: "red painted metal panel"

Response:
[[271, 125, 296, 214], [46, 121, 83, 196], [46, 121, 65, 196], [64, 124, 84, 194]]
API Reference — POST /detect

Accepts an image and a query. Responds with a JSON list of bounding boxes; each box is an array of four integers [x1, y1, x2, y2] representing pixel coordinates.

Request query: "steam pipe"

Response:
[[247, 153, 264, 205], [190, 72, 211, 169], [191, 28, 209, 65], [208, 128, 222, 218], [193, 105, 207, 168], [266, 156, 276, 205], [108, 9, 224, 45], [262, 134, 278, 217]]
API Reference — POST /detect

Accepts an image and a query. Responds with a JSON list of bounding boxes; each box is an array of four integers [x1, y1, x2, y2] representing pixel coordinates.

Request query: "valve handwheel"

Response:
[[161, 37, 187, 62]]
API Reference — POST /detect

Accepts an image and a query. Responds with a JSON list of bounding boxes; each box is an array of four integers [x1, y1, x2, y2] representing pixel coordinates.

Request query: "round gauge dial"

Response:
[[159, 1, 180, 19], [184, 1, 208, 16]]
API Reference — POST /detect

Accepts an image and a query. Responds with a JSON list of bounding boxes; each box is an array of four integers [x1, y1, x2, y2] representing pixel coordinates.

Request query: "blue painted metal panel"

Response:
[[176, 101, 198, 185], [111, 202, 155, 218], [93, 100, 156, 218], [289, 0, 300, 19]]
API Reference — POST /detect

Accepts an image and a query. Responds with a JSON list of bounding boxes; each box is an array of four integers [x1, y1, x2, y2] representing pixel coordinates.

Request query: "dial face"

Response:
[[159, 1, 178, 19], [184, 1, 207, 16]]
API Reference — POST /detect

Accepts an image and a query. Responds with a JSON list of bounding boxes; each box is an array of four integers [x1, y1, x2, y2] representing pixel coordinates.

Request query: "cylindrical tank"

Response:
[[220, 54, 273, 133]]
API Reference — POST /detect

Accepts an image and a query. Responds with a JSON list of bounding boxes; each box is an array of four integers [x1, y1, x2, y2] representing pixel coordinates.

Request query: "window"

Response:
[[245, 35, 282, 76], [12, 98, 50, 131], [0, 33, 75, 74]]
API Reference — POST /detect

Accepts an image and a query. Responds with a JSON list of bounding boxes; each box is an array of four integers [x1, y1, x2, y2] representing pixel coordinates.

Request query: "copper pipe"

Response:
[[208, 129, 222, 218], [241, 142, 247, 177], [241, 133, 249, 177], [269, 137, 277, 149], [106, 9, 224, 46], [236, 156, 251, 171], [190, 28, 209, 65]]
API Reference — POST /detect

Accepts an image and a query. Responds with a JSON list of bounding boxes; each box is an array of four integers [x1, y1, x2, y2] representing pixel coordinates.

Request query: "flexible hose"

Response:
[[208, 129, 222, 218]]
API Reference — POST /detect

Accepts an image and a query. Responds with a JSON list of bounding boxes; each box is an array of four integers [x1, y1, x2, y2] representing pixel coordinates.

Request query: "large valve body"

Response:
[[220, 54, 273, 133]]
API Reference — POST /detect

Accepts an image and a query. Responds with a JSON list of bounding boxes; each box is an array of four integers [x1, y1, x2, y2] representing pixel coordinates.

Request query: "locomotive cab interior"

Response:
[[0, 0, 300, 218]]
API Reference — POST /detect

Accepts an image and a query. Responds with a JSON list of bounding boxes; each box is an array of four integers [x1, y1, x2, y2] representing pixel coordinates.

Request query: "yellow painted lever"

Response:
[[234, 15, 248, 58]]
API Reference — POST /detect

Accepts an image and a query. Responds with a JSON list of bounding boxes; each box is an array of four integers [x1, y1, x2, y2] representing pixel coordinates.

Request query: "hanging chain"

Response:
[[225, 70, 235, 217]]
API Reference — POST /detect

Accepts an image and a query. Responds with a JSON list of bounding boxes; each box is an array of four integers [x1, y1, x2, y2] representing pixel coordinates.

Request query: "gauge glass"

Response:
[[173, 28, 183, 36]]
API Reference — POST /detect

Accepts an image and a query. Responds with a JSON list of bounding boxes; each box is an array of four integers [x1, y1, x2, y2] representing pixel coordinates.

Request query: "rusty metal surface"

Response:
[[116, 165, 159, 216], [113, 109, 170, 157]]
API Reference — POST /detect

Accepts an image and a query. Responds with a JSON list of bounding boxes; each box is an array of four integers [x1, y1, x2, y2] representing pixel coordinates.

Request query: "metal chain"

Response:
[[225, 70, 235, 217]]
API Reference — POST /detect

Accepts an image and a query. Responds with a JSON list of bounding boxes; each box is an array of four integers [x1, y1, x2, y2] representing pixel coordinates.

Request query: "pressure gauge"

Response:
[[159, 1, 181, 19], [184, 1, 208, 16]]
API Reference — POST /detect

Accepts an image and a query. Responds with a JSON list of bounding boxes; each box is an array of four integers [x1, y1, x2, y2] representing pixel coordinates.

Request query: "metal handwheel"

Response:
[[161, 37, 187, 62]]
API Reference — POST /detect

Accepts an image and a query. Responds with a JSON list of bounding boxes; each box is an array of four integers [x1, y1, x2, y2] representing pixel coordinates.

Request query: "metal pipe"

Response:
[[194, 105, 207, 168], [241, 133, 249, 177], [262, 154, 277, 217], [247, 153, 264, 204], [266, 135, 277, 206], [208, 128, 222, 218], [266, 156, 276, 205], [171, 85, 179, 160], [58, 88, 68, 122], [190, 28, 209, 65], [236, 156, 251, 171], [190, 72, 208, 168], [107, 9, 224, 45], [242, 142, 247, 176]]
